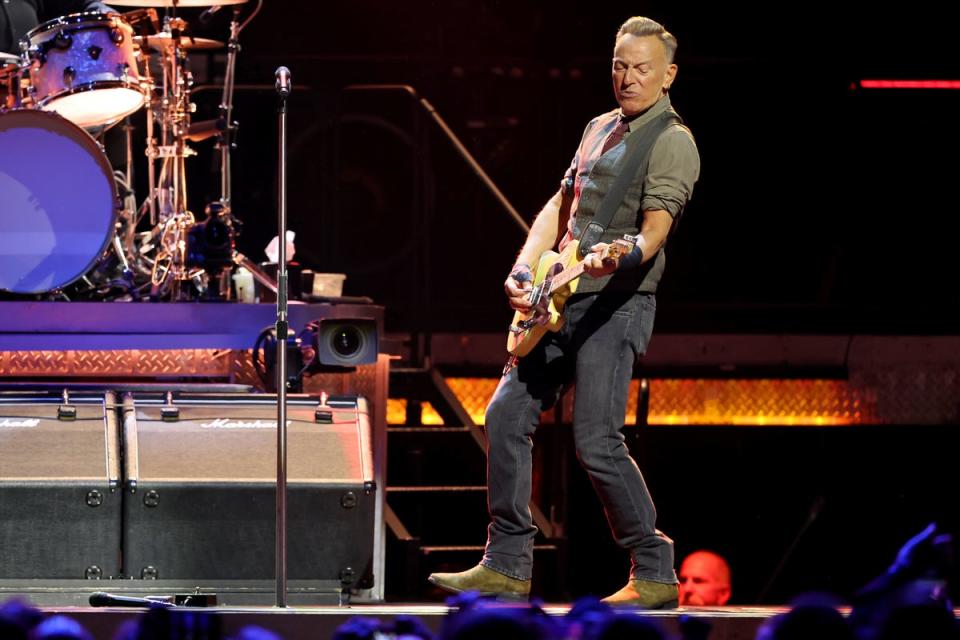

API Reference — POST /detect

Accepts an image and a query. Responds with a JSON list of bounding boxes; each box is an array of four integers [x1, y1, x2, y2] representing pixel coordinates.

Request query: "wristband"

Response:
[[616, 245, 644, 271], [509, 263, 533, 283]]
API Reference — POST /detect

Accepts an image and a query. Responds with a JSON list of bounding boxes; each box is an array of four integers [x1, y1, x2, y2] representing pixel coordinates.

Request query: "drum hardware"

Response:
[[184, 117, 225, 142], [134, 33, 225, 51], [138, 0, 261, 299], [214, 0, 262, 274], [111, 0, 247, 6], [0, 53, 22, 110], [150, 210, 202, 300], [137, 11, 203, 298], [120, 7, 161, 34], [1, 0, 265, 301]]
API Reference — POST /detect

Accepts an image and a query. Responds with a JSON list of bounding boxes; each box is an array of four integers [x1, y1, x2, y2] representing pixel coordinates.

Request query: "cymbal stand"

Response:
[[108, 119, 139, 268], [217, 0, 263, 294], [217, 0, 262, 212], [112, 118, 140, 292], [218, 9, 240, 213], [210, 7, 242, 299], [143, 46, 157, 227]]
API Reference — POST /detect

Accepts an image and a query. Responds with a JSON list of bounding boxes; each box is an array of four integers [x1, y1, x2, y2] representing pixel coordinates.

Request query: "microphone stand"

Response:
[[274, 66, 291, 609]]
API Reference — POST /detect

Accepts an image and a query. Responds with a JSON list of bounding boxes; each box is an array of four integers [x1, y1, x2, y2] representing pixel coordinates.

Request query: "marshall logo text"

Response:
[[199, 418, 292, 429], [0, 418, 41, 428]]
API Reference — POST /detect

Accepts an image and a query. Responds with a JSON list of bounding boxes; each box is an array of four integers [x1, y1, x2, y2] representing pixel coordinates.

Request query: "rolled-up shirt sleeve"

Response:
[[641, 124, 700, 220]]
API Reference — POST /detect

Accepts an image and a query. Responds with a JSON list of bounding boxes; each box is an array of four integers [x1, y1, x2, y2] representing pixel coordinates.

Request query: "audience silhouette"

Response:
[[0, 524, 955, 640]]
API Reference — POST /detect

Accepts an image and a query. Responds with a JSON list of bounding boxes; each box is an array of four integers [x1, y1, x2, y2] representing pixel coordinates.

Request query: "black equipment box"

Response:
[[0, 390, 121, 579], [121, 393, 376, 592]]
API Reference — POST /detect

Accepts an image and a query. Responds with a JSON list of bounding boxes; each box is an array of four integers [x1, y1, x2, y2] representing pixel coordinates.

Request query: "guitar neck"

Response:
[[546, 238, 635, 295], [548, 261, 586, 295]]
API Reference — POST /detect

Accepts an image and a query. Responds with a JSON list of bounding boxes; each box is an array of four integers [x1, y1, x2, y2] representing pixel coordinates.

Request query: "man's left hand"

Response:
[[582, 243, 619, 277]]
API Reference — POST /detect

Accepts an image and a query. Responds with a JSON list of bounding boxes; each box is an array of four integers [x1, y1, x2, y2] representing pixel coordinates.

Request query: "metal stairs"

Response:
[[384, 366, 567, 600]]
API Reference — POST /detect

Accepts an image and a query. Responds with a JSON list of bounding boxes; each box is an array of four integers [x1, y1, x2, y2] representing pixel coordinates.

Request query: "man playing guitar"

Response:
[[429, 15, 700, 608]]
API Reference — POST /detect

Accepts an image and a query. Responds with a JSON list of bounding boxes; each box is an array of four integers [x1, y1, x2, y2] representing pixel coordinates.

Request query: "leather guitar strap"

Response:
[[577, 110, 680, 256]]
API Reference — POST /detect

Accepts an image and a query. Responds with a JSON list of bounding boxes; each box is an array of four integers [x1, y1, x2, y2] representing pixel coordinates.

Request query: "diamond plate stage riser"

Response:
[[0, 350, 379, 398], [3, 351, 955, 425], [388, 371, 960, 426], [0, 350, 232, 378]]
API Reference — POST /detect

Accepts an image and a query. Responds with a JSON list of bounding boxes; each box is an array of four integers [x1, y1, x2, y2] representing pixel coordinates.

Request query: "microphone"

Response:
[[89, 591, 173, 608], [198, 5, 224, 24], [275, 66, 291, 98]]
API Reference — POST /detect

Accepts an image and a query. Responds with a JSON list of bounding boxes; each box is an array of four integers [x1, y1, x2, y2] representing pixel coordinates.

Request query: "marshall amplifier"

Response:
[[0, 390, 121, 579], [121, 392, 376, 595]]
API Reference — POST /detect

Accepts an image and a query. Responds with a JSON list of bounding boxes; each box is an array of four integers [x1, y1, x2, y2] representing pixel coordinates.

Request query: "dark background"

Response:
[[181, 0, 960, 335], [175, 1, 960, 603]]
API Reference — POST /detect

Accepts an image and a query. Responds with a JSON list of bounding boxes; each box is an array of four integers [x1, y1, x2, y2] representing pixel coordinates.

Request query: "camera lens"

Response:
[[330, 325, 363, 359]]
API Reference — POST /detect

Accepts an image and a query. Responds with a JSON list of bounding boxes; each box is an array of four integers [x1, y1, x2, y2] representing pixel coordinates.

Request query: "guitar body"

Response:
[[504, 235, 637, 360], [506, 240, 581, 357]]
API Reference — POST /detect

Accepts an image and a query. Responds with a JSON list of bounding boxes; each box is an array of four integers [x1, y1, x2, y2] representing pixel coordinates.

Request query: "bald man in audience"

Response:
[[678, 550, 732, 606]]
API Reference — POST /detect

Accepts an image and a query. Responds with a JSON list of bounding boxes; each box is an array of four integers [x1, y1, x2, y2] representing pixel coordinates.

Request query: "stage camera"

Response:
[[311, 319, 379, 368]]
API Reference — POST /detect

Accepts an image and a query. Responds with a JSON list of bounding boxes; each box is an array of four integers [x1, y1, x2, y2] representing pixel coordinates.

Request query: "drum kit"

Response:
[[0, 0, 262, 300]]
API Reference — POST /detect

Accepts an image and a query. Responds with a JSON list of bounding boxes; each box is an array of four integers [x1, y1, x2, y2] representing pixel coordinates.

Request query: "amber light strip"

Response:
[[647, 379, 872, 426], [388, 378, 875, 427]]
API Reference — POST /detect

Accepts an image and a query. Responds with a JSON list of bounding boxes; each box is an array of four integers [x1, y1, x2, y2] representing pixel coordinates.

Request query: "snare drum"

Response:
[[0, 109, 119, 293], [24, 12, 144, 128]]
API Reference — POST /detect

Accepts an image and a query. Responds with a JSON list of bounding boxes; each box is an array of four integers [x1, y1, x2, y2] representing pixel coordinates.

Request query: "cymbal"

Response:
[[134, 33, 225, 50], [111, 0, 246, 6]]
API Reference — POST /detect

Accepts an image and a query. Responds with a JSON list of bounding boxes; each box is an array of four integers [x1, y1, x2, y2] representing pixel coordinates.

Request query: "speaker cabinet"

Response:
[[121, 393, 376, 592], [0, 391, 121, 579]]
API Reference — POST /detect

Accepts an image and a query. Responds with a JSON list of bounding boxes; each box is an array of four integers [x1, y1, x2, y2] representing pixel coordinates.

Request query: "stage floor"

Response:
[[37, 603, 782, 640]]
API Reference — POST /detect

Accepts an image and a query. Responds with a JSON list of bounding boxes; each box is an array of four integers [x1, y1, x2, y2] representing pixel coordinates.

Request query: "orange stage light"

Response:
[[388, 377, 876, 427]]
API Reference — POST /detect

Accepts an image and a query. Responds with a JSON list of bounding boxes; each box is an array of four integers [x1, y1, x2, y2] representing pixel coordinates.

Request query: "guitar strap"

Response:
[[576, 110, 680, 257]]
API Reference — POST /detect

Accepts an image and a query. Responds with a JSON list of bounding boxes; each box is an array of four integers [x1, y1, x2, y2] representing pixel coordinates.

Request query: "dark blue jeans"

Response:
[[481, 291, 676, 584]]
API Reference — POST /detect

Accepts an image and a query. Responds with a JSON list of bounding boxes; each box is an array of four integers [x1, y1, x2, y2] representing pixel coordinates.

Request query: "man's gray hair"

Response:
[[616, 16, 677, 63]]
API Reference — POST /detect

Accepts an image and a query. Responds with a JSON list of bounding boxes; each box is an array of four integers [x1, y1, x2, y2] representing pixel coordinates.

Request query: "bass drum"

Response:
[[0, 109, 118, 294]]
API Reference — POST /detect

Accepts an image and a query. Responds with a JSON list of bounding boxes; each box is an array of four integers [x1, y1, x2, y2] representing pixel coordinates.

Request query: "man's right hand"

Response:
[[505, 263, 534, 311]]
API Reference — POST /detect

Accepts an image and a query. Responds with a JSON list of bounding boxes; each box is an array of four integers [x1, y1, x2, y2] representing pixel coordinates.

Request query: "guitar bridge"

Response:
[[511, 318, 539, 333]]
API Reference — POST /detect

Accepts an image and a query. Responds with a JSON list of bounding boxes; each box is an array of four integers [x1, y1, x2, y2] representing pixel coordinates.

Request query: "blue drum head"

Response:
[[0, 109, 117, 293]]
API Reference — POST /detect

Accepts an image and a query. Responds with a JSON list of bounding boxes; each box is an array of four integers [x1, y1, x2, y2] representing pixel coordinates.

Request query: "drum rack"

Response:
[[0, 0, 266, 302]]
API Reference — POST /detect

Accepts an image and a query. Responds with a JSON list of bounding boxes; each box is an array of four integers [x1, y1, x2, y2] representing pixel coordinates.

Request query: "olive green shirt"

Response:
[[560, 94, 700, 293]]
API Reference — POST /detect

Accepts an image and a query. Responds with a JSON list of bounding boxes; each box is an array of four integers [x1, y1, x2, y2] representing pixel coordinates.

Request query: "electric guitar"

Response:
[[506, 235, 637, 357]]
